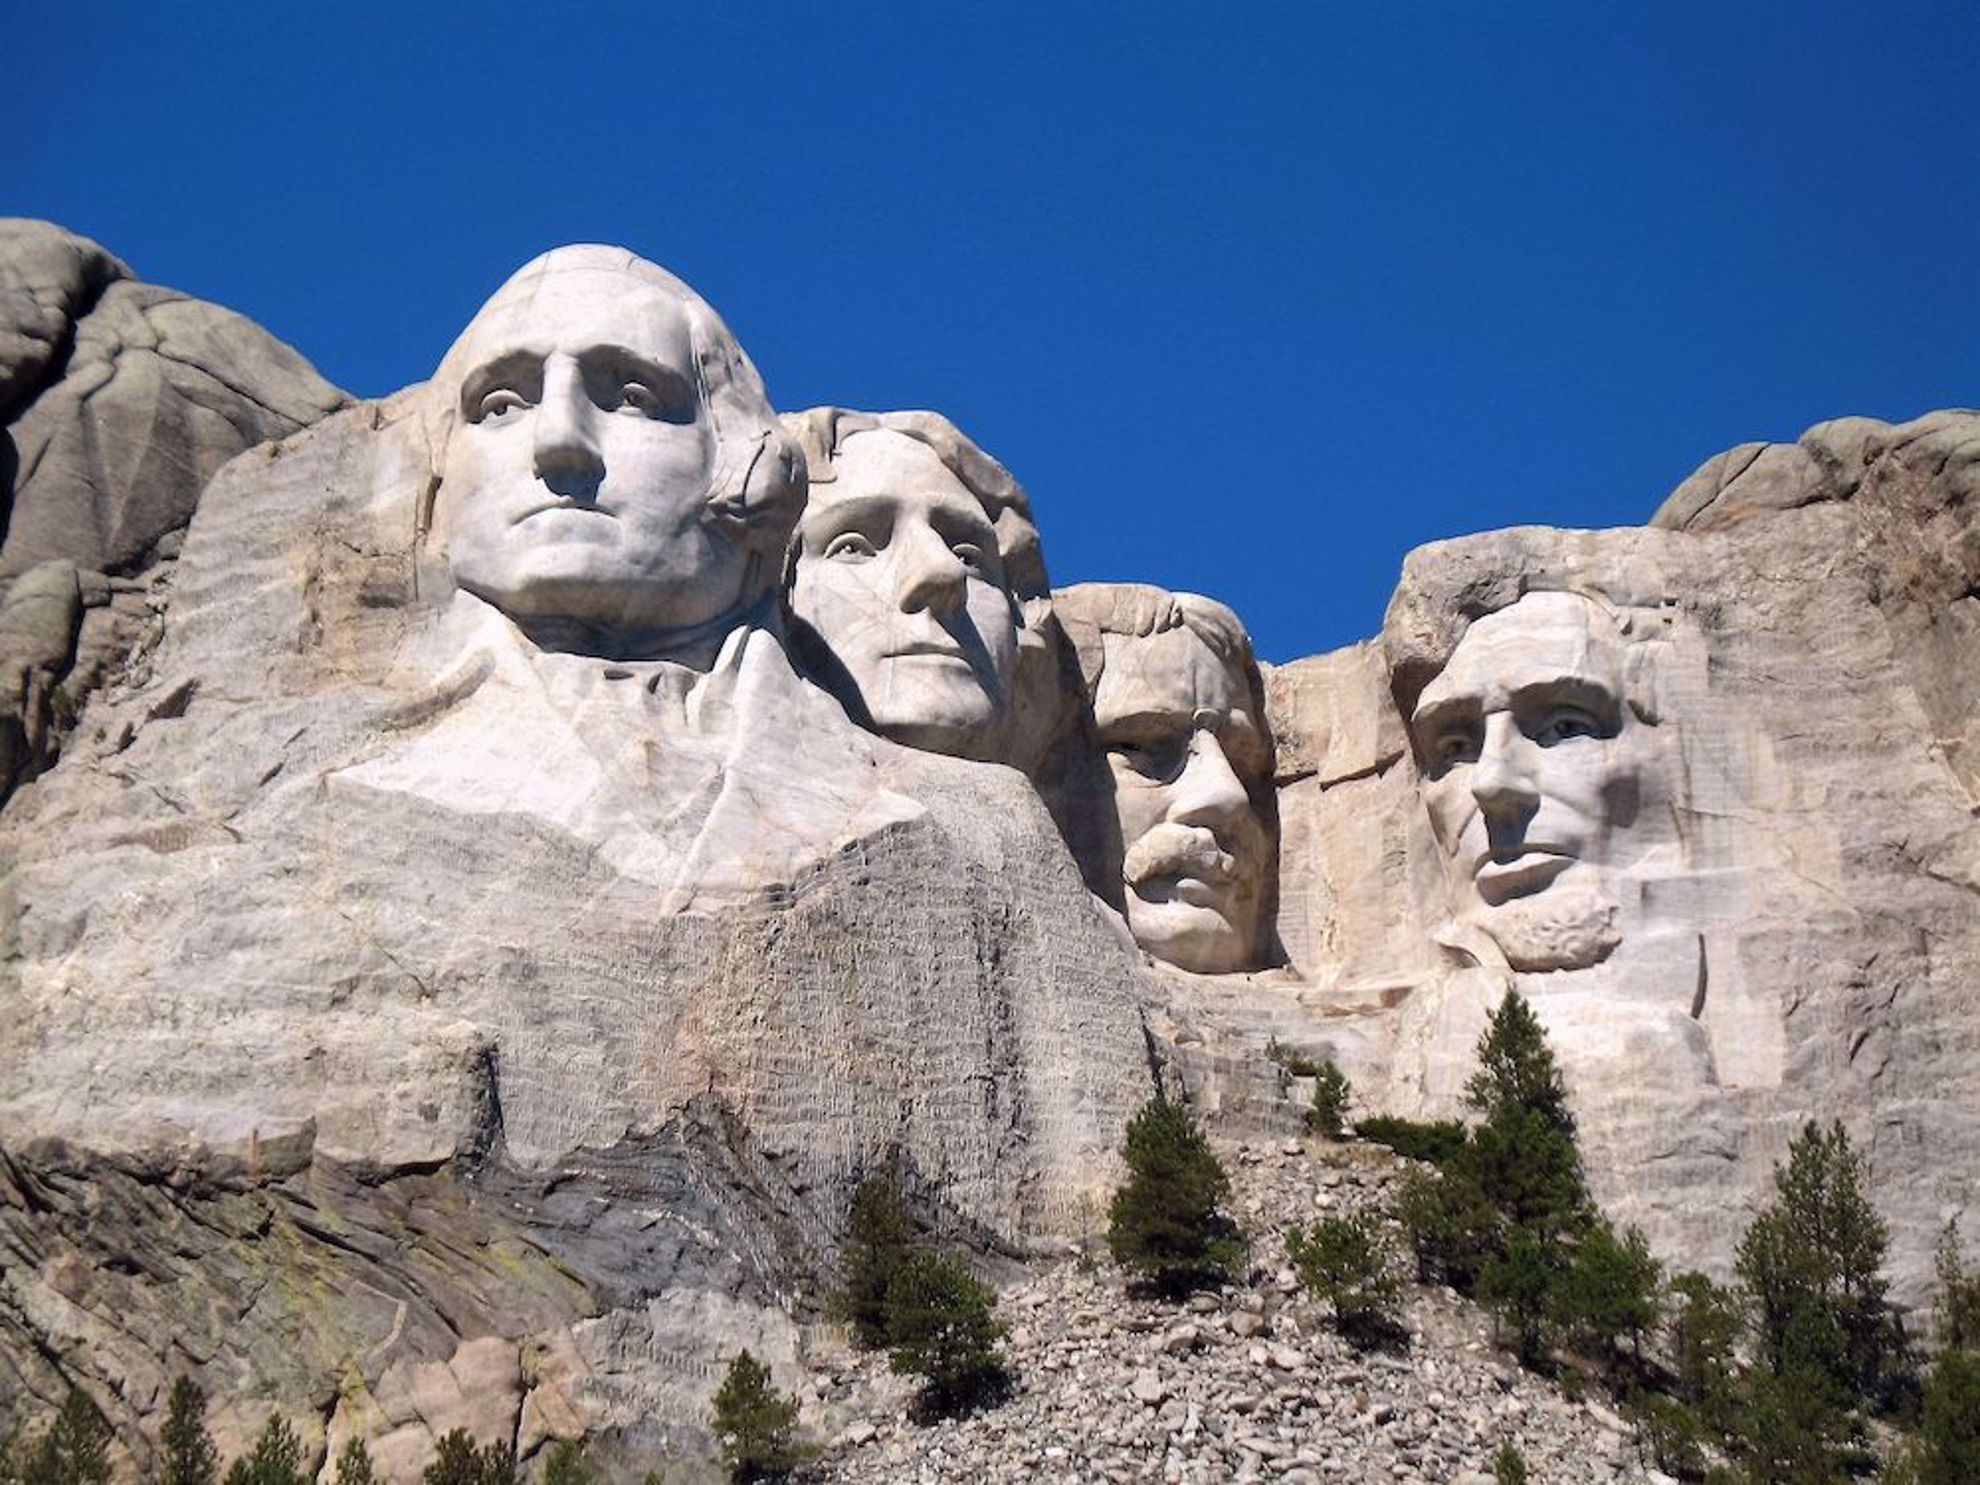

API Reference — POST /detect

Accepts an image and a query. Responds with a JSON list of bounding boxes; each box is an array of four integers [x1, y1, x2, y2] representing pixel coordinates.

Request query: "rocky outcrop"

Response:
[[0, 219, 347, 800]]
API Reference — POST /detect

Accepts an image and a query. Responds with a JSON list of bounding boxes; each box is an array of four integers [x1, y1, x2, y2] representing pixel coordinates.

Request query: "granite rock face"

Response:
[[1, 231, 1976, 1478], [0, 220, 347, 801]]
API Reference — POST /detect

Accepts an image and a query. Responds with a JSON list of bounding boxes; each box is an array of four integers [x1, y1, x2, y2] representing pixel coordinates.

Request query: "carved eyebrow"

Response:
[[1411, 693, 1480, 740], [1095, 705, 1194, 742], [577, 343, 697, 403], [1506, 675, 1622, 725], [457, 350, 543, 418]]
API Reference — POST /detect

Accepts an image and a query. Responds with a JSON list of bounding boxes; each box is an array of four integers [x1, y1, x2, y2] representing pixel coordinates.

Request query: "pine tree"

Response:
[[837, 1175, 917, 1349], [17, 1390, 111, 1485], [1735, 1120, 1898, 1403], [1106, 1096, 1243, 1296], [223, 1416, 304, 1485], [710, 1350, 803, 1481], [1462, 992, 1592, 1242], [1915, 1347, 1980, 1485], [541, 1441, 592, 1485], [1932, 1219, 1980, 1352], [161, 1378, 218, 1485], [882, 1250, 1010, 1418], [1306, 1060, 1352, 1140], [1556, 1221, 1661, 1366], [1285, 1213, 1401, 1347], [332, 1437, 375, 1485]]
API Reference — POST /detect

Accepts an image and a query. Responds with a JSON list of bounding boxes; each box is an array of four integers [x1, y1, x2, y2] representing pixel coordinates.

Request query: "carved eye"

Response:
[[620, 382, 660, 414], [1432, 730, 1479, 765], [477, 389, 528, 422], [1533, 708, 1600, 745], [951, 543, 987, 569], [1109, 735, 1188, 784], [823, 533, 879, 561]]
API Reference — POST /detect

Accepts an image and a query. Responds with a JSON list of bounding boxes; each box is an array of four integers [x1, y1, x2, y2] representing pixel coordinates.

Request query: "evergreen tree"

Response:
[[1735, 1120, 1898, 1403], [1462, 993, 1592, 1242], [1465, 990, 1575, 1136], [1914, 1347, 1980, 1485], [1285, 1213, 1400, 1347], [837, 1175, 917, 1349], [1479, 1224, 1561, 1366], [1932, 1219, 1980, 1352], [709, 1350, 803, 1481], [882, 1251, 1010, 1418], [1106, 1096, 1243, 1296], [1306, 1060, 1352, 1140], [1491, 1440, 1529, 1485], [161, 1378, 218, 1485], [223, 1417, 304, 1485], [16, 1390, 110, 1485], [1556, 1221, 1661, 1366], [1666, 1270, 1744, 1434], [332, 1437, 375, 1485], [1395, 1164, 1498, 1291], [420, 1430, 514, 1485]]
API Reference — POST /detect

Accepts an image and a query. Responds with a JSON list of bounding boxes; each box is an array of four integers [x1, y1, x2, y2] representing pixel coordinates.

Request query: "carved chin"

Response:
[[1475, 888, 1621, 973], [1125, 895, 1256, 975]]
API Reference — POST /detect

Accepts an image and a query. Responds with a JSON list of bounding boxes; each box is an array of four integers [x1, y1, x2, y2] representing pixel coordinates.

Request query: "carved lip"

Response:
[[884, 641, 969, 662], [513, 499, 611, 523], [1472, 849, 1575, 905]]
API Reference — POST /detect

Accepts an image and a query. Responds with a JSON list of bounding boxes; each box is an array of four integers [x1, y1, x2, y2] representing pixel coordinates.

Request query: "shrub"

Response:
[[1305, 1060, 1352, 1140], [1629, 1390, 1709, 1480], [1667, 1271, 1744, 1433], [1735, 1120, 1898, 1404], [1264, 1037, 1324, 1078], [1356, 1116, 1469, 1167], [882, 1251, 1010, 1419], [161, 1379, 218, 1485], [225, 1417, 306, 1485], [1491, 1439, 1529, 1485], [710, 1351, 804, 1482], [540, 1441, 592, 1485], [1479, 1224, 1563, 1367], [837, 1175, 917, 1349], [1106, 1096, 1243, 1297], [1285, 1213, 1401, 1348]]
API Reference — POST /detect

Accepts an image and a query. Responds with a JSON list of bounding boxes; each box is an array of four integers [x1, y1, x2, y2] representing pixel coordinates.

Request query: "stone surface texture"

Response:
[[0, 230, 1974, 1482], [0, 219, 347, 799]]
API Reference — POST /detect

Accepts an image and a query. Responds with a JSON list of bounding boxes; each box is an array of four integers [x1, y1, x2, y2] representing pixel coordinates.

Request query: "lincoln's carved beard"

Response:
[[1469, 883, 1622, 973]]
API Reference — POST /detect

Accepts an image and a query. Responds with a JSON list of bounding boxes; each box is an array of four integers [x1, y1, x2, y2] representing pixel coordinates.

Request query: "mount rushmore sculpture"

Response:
[[1, 227, 1975, 1470]]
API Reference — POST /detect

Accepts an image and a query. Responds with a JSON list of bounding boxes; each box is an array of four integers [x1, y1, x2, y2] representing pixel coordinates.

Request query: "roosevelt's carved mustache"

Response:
[[1124, 823, 1236, 888]]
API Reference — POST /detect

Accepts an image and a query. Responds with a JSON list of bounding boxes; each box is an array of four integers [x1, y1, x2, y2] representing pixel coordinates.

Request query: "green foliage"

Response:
[[540, 1441, 592, 1485], [1285, 1213, 1401, 1347], [1735, 1121, 1898, 1404], [1479, 1224, 1564, 1366], [162, 1378, 218, 1485], [1305, 1059, 1352, 1140], [1932, 1219, 1980, 1352], [420, 1430, 514, 1485], [1396, 1165, 1498, 1291], [1491, 1439, 1529, 1485], [1667, 1271, 1745, 1434], [1914, 1346, 1980, 1485], [838, 1176, 917, 1350], [224, 1416, 305, 1485], [332, 1437, 375, 1485], [1557, 1221, 1662, 1364], [1726, 1362, 1855, 1485], [882, 1251, 1010, 1419], [1465, 991, 1575, 1136], [1264, 1037, 1324, 1078], [1106, 1096, 1243, 1297], [1629, 1390, 1710, 1481], [1356, 1116, 1469, 1167], [710, 1351, 803, 1482], [13, 1390, 110, 1485]]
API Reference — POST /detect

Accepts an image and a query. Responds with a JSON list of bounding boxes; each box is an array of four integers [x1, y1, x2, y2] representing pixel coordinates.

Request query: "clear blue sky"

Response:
[[14, 3, 1978, 661]]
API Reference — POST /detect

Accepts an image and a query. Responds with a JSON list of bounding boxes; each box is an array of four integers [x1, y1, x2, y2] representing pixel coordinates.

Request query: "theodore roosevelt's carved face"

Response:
[[1410, 590, 1650, 971], [1091, 621, 1271, 975], [788, 430, 1021, 761], [429, 250, 785, 651]]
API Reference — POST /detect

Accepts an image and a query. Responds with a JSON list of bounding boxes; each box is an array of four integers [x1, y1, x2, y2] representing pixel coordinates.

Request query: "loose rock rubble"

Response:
[[802, 1137, 1674, 1485]]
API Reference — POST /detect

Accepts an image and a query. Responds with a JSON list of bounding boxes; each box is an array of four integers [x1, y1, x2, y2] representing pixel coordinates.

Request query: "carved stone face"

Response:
[[431, 261, 745, 638], [1092, 625, 1271, 974], [788, 430, 1020, 760], [1410, 590, 1648, 971]]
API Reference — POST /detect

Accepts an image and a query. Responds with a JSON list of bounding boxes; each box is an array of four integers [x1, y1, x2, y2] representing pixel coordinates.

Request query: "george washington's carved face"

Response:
[[1410, 590, 1654, 971], [788, 430, 1021, 760]]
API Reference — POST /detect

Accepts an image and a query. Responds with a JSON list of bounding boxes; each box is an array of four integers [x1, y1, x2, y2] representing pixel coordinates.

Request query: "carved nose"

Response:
[[1169, 729, 1249, 828], [532, 360, 604, 498], [1470, 713, 1539, 818], [896, 523, 968, 616]]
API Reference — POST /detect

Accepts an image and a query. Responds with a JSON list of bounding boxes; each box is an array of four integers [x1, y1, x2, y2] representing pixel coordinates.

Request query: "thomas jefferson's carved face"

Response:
[[1411, 591, 1648, 970], [1093, 625, 1271, 974], [432, 263, 746, 635], [788, 430, 1021, 760]]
